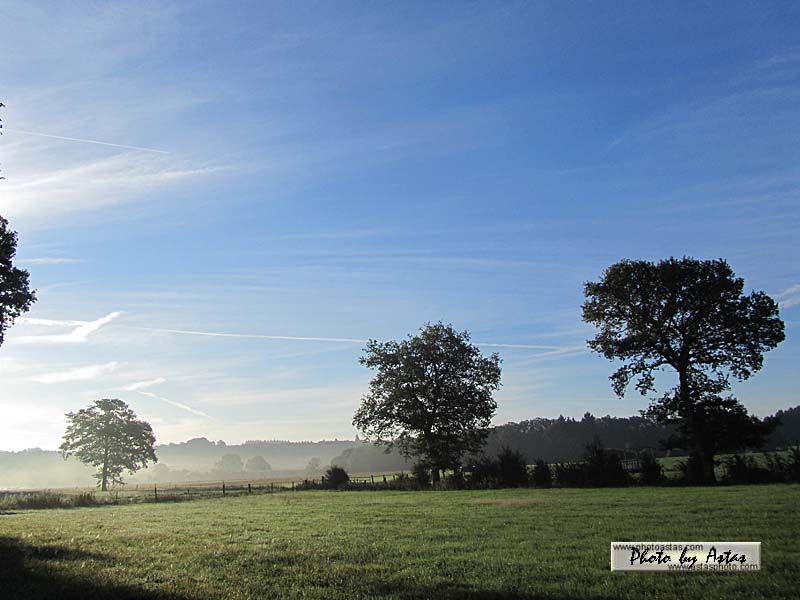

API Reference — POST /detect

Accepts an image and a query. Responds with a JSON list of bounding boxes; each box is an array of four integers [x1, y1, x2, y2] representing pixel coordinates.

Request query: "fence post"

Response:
[[154, 485, 158, 502], [371, 475, 374, 484], [222, 481, 226, 496]]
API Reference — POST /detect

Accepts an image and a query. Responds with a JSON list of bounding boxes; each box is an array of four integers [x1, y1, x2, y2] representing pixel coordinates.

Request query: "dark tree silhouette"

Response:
[[0, 216, 36, 348], [353, 322, 502, 485], [60, 399, 157, 491], [583, 257, 785, 482], [324, 465, 350, 488]]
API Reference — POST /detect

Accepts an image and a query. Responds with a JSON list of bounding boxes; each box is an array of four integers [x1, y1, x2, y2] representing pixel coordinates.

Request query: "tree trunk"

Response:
[[687, 449, 716, 484], [101, 444, 109, 491], [431, 466, 440, 488], [700, 451, 716, 483], [677, 369, 714, 484], [678, 369, 716, 483]]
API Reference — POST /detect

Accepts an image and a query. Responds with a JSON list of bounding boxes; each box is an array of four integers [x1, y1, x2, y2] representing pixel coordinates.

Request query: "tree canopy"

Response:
[[582, 257, 785, 482], [213, 454, 244, 478], [245, 455, 272, 474], [353, 322, 502, 484], [60, 398, 157, 491], [0, 215, 36, 348]]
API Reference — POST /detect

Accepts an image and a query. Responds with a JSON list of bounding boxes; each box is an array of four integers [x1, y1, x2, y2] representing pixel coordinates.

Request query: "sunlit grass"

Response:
[[1, 485, 798, 599]]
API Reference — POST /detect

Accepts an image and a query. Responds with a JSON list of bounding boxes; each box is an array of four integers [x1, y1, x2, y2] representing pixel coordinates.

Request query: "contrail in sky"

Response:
[[137, 390, 212, 419], [136, 327, 368, 344], [134, 326, 565, 350], [5, 128, 170, 154]]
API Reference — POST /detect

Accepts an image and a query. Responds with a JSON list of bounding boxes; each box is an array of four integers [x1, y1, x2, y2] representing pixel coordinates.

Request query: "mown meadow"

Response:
[[2, 485, 799, 599]]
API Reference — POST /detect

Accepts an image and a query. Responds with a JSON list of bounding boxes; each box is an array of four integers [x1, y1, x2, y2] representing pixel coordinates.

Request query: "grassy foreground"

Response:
[[1, 485, 799, 599]]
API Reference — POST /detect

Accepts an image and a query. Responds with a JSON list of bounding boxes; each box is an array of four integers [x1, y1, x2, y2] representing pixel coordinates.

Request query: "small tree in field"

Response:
[[353, 322, 502, 485], [60, 398, 157, 491], [246, 455, 272, 475], [324, 466, 350, 488], [213, 454, 244, 479], [582, 257, 784, 483]]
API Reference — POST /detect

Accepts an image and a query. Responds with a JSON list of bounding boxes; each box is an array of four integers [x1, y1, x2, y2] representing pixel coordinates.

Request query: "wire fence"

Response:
[[1, 472, 410, 508]]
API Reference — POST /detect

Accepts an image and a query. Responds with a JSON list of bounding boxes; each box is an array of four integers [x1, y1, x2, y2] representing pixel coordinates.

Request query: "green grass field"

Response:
[[2, 485, 799, 599]]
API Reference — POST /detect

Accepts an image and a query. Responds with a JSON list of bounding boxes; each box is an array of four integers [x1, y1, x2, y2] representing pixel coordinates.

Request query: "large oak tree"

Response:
[[582, 257, 784, 482], [353, 322, 502, 485]]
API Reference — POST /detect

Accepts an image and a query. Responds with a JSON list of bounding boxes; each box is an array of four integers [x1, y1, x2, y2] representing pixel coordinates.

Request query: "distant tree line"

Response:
[[330, 405, 800, 475], [482, 413, 675, 462]]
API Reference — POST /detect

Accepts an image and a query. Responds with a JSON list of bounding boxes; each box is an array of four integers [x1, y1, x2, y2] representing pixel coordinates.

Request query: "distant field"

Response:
[[657, 450, 794, 480], [2, 485, 799, 599]]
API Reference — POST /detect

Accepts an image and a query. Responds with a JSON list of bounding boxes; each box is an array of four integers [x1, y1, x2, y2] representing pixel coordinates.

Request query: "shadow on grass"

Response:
[[0, 536, 192, 600]]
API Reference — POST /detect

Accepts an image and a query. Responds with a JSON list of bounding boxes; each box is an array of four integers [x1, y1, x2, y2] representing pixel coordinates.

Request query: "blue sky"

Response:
[[1, 1, 798, 451]]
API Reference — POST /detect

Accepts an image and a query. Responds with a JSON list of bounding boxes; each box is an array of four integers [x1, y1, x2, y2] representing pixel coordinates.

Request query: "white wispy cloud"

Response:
[[776, 283, 800, 309], [30, 361, 120, 383], [137, 390, 212, 419], [14, 312, 123, 344], [18, 257, 84, 265], [0, 152, 219, 224], [123, 377, 167, 391]]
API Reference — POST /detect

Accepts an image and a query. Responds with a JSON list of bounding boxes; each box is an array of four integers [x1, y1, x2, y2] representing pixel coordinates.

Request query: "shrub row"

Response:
[[721, 448, 800, 484], [0, 491, 100, 510]]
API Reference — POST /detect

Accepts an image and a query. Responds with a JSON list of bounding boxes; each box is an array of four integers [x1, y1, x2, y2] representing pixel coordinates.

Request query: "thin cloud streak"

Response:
[[18, 257, 83, 265], [6, 128, 170, 154], [17, 317, 88, 327], [123, 377, 167, 391], [135, 326, 574, 352], [478, 342, 568, 350], [137, 391, 212, 419], [14, 312, 123, 344], [136, 326, 367, 344], [30, 361, 120, 383]]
